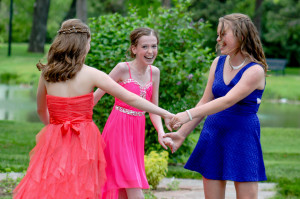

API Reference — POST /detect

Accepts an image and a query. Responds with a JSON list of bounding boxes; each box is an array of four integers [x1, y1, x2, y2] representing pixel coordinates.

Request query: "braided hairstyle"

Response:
[[217, 13, 268, 73], [37, 19, 91, 82]]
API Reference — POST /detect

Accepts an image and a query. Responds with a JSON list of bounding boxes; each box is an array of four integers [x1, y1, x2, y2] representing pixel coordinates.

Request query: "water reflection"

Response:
[[0, 84, 39, 122], [258, 101, 300, 128], [1, 84, 300, 127]]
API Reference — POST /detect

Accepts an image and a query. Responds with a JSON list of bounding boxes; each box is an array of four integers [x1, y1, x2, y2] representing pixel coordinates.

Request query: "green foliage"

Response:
[[87, 0, 214, 160], [263, 0, 300, 66], [126, 0, 162, 17], [166, 165, 202, 179], [144, 151, 168, 189], [0, 174, 22, 196], [143, 190, 157, 199], [166, 177, 180, 191]]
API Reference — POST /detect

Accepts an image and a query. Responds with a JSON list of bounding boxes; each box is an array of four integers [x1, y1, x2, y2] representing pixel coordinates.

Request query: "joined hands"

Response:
[[162, 110, 192, 153]]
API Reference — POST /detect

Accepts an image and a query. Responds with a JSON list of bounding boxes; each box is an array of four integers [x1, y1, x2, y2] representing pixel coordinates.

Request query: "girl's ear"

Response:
[[131, 45, 137, 55]]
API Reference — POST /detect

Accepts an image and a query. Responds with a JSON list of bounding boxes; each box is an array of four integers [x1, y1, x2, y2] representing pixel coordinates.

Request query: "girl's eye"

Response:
[[152, 45, 157, 48], [142, 46, 148, 49]]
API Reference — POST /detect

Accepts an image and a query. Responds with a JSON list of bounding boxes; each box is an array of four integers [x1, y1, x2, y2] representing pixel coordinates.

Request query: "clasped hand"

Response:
[[162, 111, 191, 153]]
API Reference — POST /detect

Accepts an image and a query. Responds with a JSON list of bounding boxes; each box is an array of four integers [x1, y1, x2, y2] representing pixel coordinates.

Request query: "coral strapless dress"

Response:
[[13, 92, 106, 199]]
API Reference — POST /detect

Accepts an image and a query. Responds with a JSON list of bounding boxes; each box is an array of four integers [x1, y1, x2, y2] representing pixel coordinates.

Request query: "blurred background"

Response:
[[0, 1, 300, 198], [0, 0, 299, 66]]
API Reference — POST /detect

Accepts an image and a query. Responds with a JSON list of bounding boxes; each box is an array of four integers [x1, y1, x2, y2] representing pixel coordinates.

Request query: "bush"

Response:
[[87, 0, 214, 162], [144, 151, 168, 189]]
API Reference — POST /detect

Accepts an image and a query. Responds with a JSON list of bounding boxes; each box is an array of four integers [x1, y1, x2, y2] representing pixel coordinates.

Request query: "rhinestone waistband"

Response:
[[115, 105, 145, 116]]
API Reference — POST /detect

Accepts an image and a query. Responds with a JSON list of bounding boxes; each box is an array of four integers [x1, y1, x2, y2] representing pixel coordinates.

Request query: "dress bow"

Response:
[[61, 121, 80, 135]]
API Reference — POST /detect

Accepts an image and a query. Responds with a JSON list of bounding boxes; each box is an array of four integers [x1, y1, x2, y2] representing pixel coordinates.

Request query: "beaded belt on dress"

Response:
[[115, 105, 145, 116]]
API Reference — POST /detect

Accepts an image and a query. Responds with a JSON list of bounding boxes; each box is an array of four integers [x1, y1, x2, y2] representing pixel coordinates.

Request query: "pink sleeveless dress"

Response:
[[102, 62, 153, 199], [13, 92, 106, 199]]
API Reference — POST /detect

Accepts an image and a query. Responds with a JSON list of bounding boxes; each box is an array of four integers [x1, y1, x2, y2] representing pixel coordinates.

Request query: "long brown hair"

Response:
[[37, 19, 91, 82], [217, 13, 268, 73], [128, 27, 159, 58]]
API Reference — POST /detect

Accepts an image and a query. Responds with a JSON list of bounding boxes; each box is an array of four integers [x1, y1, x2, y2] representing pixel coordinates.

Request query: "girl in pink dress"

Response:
[[93, 28, 170, 199], [13, 20, 173, 199]]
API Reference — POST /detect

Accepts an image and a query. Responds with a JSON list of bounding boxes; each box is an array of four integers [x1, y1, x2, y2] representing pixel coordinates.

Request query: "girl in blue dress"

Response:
[[165, 13, 268, 199]]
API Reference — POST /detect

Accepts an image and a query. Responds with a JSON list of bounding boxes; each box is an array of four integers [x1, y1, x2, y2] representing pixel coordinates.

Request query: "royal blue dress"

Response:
[[184, 55, 267, 182]]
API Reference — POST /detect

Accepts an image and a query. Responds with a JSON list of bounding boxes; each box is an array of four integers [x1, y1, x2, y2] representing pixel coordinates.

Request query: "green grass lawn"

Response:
[[0, 120, 299, 198], [0, 43, 49, 84], [264, 75, 300, 101], [0, 121, 43, 172], [167, 127, 300, 198]]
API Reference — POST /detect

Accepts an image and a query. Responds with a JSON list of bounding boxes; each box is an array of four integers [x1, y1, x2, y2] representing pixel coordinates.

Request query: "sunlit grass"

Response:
[[0, 43, 49, 84], [168, 127, 300, 198], [0, 122, 300, 198], [264, 75, 300, 101]]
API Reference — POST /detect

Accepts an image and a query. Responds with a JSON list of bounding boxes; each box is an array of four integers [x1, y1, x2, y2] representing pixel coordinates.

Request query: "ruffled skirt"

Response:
[[13, 122, 106, 199], [102, 108, 149, 199]]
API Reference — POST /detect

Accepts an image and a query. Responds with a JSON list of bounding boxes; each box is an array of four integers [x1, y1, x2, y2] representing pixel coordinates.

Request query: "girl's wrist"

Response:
[[162, 111, 171, 119], [157, 131, 165, 136], [185, 109, 193, 121]]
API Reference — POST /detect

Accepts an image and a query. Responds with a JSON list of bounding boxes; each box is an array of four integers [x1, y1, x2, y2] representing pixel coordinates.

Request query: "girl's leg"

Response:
[[125, 188, 144, 199], [234, 181, 258, 199], [203, 177, 227, 199], [118, 188, 128, 199]]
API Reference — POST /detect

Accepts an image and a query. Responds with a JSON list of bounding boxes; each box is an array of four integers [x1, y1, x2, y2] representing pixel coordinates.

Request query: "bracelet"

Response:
[[185, 110, 193, 121]]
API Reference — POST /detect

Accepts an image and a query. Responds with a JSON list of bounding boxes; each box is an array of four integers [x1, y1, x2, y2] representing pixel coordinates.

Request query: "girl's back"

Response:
[[45, 65, 96, 97]]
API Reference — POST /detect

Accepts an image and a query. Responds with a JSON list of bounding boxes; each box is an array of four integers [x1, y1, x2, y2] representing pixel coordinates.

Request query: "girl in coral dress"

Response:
[[13, 20, 173, 199], [93, 28, 171, 199]]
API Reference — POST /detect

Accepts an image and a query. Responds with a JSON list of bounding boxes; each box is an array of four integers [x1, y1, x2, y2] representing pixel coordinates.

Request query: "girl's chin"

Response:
[[220, 49, 229, 55], [144, 58, 155, 64]]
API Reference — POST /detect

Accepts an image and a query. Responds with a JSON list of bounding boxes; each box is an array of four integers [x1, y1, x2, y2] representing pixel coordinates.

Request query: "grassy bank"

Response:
[[0, 43, 49, 84], [0, 120, 299, 198]]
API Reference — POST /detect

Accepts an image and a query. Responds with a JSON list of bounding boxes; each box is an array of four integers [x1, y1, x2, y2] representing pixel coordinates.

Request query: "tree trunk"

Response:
[[63, 0, 76, 21], [162, 0, 171, 8], [76, 0, 87, 23], [254, 0, 263, 36], [28, 0, 51, 53]]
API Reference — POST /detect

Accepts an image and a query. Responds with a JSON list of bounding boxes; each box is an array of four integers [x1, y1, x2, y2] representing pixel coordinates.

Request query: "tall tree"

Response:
[[63, 0, 76, 21], [162, 0, 171, 8], [254, 0, 263, 36], [76, 0, 87, 23], [28, 0, 51, 53]]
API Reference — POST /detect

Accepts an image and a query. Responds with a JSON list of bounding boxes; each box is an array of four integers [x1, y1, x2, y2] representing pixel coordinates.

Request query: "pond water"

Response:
[[0, 84, 39, 123], [0, 84, 300, 128]]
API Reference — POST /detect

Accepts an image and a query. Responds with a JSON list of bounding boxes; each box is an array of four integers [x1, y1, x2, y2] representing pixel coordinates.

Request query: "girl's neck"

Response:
[[228, 53, 245, 65], [130, 59, 148, 74]]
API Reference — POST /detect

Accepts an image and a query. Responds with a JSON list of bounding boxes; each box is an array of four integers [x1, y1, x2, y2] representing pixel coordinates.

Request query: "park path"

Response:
[[153, 178, 277, 199], [0, 173, 277, 199]]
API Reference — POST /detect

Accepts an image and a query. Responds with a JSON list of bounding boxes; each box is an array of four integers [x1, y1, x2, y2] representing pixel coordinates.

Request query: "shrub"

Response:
[[87, 0, 214, 163], [144, 151, 168, 189]]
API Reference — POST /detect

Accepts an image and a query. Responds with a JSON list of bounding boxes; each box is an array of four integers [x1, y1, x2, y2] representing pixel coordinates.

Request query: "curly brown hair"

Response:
[[37, 19, 91, 82], [217, 13, 268, 73]]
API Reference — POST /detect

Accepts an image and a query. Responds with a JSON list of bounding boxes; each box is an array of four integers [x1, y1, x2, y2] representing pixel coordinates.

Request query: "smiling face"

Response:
[[131, 34, 158, 66], [216, 21, 239, 56]]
